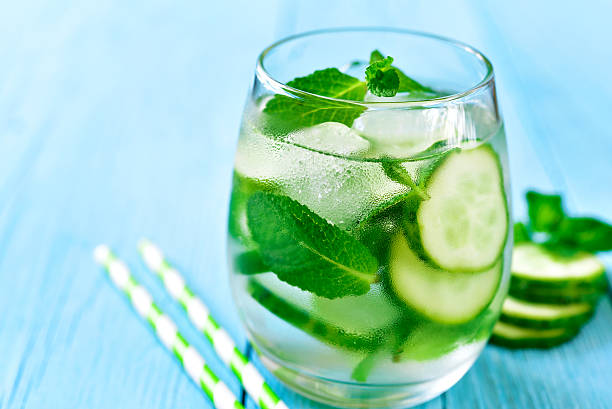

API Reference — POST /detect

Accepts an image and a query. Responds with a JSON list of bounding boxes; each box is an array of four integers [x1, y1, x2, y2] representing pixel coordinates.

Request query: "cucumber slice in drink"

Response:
[[406, 145, 508, 272], [228, 172, 276, 246], [389, 233, 502, 324], [490, 321, 579, 349], [312, 283, 401, 344], [511, 243, 606, 287], [247, 274, 390, 352], [500, 296, 594, 329]]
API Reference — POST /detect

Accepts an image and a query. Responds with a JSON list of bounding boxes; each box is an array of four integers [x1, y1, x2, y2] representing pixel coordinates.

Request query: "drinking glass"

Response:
[[227, 28, 511, 408]]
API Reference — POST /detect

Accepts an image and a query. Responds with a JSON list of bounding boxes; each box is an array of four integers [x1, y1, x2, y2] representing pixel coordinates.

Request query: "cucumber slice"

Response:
[[510, 274, 608, 295], [312, 283, 401, 344], [509, 284, 605, 305], [500, 296, 594, 329], [490, 321, 579, 349], [389, 233, 502, 324], [247, 275, 389, 352], [228, 172, 276, 246], [408, 145, 508, 272], [511, 243, 606, 286]]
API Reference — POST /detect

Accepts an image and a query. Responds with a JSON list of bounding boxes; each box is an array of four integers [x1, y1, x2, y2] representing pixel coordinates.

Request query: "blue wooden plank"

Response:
[[446, 299, 612, 409], [0, 0, 282, 407], [1, 0, 611, 408]]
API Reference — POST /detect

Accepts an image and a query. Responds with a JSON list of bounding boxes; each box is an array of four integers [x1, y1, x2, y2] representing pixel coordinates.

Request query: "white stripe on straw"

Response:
[[138, 239, 288, 409], [93, 245, 244, 409]]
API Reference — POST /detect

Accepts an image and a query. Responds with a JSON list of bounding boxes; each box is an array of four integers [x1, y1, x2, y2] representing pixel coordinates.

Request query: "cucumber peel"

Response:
[[512, 243, 606, 285], [228, 171, 276, 246], [247, 276, 390, 352], [500, 296, 594, 329], [508, 242, 607, 304], [405, 145, 509, 272], [509, 284, 606, 304], [490, 321, 580, 349], [389, 233, 502, 324]]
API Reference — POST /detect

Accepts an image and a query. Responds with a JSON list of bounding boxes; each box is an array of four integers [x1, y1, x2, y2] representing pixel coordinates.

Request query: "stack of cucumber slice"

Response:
[[491, 192, 611, 349]]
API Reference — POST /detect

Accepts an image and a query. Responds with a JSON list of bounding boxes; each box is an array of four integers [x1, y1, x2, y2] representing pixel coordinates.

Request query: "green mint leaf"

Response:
[[513, 222, 531, 244], [396, 70, 437, 95], [246, 192, 378, 299], [381, 161, 429, 200], [351, 351, 381, 382], [526, 191, 565, 233], [369, 50, 437, 96], [553, 217, 612, 252], [514, 222, 531, 244], [263, 68, 366, 133], [234, 251, 269, 275], [286, 68, 366, 100], [365, 56, 400, 97], [369, 49, 385, 64]]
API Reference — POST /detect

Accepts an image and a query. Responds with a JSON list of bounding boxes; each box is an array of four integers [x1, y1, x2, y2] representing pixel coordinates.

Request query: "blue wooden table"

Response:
[[1, 1, 611, 408]]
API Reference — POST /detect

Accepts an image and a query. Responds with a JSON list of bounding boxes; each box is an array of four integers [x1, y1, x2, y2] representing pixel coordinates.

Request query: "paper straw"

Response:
[[93, 245, 244, 409], [138, 239, 288, 409]]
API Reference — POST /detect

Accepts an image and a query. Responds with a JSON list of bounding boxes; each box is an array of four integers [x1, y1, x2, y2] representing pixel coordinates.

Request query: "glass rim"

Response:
[[256, 27, 495, 107]]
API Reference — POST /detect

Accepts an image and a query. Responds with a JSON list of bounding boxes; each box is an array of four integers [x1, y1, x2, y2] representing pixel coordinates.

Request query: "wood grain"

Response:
[[0, 1, 610, 409]]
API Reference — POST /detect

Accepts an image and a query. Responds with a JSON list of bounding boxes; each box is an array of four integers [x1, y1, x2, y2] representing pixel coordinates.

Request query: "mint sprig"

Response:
[[515, 191, 612, 253], [246, 192, 378, 299], [365, 56, 400, 97], [369, 50, 437, 96], [381, 161, 429, 200], [526, 191, 564, 233], [263, 68, 366, 132], [552, 217, 612, 253], [263, 50, 437, 132]]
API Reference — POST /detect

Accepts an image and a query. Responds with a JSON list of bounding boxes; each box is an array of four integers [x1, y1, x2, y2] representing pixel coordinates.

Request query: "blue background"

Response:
[[0, 1, 611, 408]]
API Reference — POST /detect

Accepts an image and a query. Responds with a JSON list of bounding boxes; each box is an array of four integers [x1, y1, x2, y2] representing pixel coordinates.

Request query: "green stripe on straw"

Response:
[[138, 239, 288, 409], [93, 245, 244, 409]]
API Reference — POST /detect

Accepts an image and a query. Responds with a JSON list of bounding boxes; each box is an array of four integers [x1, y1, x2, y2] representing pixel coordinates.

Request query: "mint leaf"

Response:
[[369, 49, 385, 64], [365, 56, 399, 97], [553, 217, 612, 252], [246, 192, 378, 299], [263, 68, 366, 132], [381, 161, 429, 200], [514, 222, 531, 244], [351, 351, 381, 382], [234, 251, 268, 275], [520, 190, 611, 253], [526, 191, 565, 233], [369, 50, 437, 95], [286, 68, 366, 100]]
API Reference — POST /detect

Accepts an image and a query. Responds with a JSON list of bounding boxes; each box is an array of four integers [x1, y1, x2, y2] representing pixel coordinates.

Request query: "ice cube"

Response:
[[352, 105, 463, 158], [279, 150, 408, 228], [235, 121, 409, 228], [286, 122, 370, 156]]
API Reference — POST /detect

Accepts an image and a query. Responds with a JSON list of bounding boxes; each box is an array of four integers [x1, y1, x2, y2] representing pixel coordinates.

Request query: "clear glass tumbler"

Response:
[[227, 28, 511, 408]]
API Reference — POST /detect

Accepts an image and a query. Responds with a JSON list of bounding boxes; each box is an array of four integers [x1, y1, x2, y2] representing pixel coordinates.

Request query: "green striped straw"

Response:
[[93, 245, 244, 409], [138, 239, 288, 409]]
